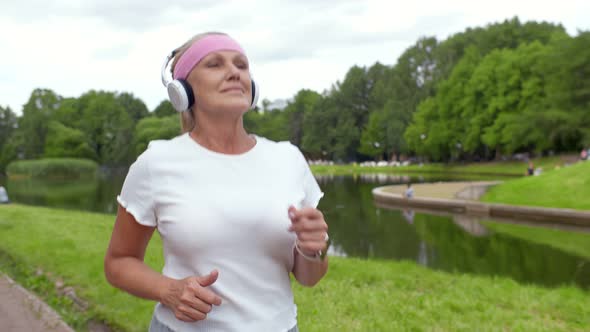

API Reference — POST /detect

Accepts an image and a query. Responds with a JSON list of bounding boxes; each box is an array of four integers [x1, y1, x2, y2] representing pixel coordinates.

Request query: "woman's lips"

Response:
[[221, 86, 244, 93]]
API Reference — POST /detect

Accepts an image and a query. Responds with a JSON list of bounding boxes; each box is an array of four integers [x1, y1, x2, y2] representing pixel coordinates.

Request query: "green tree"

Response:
[[544, 31, 590, 149], [53, 97, 83, 130], [329, 111, 360, 161], [405, 28, 588, 162], [381, 98, 415, 160], [335, 66, 372, 128], [80, 91, 134, 165], [133, 115, 181, 156], [18, 89, 62, 158], [0, 106, 17, 154], [312, 65, 384, 161], [477, 42, 550, 155], [358, 109, 386, 159], [405, 47, 482, 161], [118, 92, 149, 123], [432, 17, 565, 90], [152, 100, 177, 117], [44, 121, 95, 159], [401, 18, 567, 160], [243, 109, 289, 142], [301, 95, 333, 159], [0, 132, 24, 172], [283, 89, 321, 146], [376, 37, 439, 159]]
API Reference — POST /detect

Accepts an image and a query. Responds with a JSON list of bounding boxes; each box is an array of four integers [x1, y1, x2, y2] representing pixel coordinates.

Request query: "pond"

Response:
[[2, 172, 589, 289]]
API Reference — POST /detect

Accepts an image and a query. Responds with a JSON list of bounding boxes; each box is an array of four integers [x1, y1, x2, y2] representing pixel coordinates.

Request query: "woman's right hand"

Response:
[[160, 270, 222, 322]]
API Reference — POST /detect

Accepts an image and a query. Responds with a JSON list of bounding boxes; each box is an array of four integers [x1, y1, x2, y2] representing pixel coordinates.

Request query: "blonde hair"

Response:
[[170, 32, 228, 133]]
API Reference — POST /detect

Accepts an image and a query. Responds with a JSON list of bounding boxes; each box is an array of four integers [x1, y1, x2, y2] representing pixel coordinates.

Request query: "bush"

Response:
[[6, 158, 99, 179], [133, 115, 180, 156], [44, 121, 96, 159]]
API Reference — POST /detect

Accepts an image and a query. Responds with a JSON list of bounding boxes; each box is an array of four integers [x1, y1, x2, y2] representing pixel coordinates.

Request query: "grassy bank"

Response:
[[482, 161, 590, 210], [311, 155, 567, 176], [6, 158, 98, 179], [0, 204, 589, 331]]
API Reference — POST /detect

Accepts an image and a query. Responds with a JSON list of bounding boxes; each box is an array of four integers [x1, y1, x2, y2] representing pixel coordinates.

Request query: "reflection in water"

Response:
[[402, 209, 415, 224], [318, 175, 590, 289], [5, 173, 125, 214], [452, 215, 488, 236], [416, 213, 590, 289], [418, 241, 428, 266], [4, 172, 589, 289], [316, 173, 414, 185]]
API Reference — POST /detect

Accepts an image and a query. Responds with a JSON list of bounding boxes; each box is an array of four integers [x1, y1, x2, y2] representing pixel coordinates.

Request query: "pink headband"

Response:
[[173, 34, 246, 80]]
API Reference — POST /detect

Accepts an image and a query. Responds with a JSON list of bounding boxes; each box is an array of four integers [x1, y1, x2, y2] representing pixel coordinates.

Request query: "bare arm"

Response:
[[104, 205, 169, 301], [104, 205, 222, 322], [292, 248, 329, 287], [289, 206, 329, 287]]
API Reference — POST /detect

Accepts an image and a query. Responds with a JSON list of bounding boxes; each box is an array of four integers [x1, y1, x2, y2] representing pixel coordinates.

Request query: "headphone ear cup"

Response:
[[167, 79, 195, 112], [250, 80, 260, 109]]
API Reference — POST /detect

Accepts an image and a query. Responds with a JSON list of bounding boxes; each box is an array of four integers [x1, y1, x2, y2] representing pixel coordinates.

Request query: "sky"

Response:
[[1, 0, 589, 114]]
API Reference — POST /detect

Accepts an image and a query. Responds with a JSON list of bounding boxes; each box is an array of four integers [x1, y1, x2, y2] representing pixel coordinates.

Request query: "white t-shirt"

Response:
[[117, 133, 323, 332]]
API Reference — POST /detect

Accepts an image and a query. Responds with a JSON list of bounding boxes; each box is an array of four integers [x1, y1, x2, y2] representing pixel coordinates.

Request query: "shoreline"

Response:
[[372, 182, 590, 227], [310, 167, 523, 177]]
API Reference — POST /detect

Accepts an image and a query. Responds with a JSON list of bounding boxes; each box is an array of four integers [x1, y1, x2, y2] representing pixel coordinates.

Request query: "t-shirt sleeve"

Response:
[[116, 153, 157, 227], [294, 147, 324, 208]]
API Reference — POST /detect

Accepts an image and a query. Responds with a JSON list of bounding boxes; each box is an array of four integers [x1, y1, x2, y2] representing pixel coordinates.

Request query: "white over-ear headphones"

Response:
[[160, 50, 260, 112]]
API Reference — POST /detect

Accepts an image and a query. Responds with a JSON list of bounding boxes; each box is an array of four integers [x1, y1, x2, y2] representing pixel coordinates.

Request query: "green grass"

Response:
[[483, 221, 590, 260], [0, 204, 589, 331], [311, 155, 567, 176], [482, 161, 590, 210], [0, 204, 161, 331]]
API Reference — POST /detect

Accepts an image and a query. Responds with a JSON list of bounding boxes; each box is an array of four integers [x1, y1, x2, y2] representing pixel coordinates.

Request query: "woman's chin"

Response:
[[216, 101, 250, 114]]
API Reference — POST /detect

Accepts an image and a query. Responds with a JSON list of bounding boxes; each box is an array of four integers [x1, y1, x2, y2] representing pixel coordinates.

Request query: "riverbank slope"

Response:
[[481, 161, 590, 210]]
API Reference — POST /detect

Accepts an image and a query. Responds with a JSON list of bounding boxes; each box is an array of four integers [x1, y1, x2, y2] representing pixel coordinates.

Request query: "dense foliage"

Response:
[[1, 18, 588, 172]]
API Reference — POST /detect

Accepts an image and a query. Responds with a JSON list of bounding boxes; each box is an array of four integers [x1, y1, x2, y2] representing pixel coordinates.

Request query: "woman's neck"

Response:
[[190, 113, 255, 154]]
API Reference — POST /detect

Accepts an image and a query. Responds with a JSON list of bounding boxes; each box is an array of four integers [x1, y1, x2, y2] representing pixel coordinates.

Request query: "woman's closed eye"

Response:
[[235, 61, 248, 70]]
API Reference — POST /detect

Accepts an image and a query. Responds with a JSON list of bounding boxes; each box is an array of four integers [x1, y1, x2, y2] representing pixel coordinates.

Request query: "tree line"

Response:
[[1, 17, 589, 172]]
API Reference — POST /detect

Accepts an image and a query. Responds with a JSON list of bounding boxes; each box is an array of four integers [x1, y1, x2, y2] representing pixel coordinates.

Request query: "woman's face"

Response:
[[187, 50, 252, 115]]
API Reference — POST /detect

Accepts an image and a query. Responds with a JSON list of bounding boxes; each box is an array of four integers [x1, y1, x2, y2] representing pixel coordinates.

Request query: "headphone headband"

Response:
[[160, 52, 174, 87]]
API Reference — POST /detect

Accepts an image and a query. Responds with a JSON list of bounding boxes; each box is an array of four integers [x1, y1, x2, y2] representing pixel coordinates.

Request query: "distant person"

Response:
[[405, 183, 414, 198], [402, 209, 415, 224], [581, 148, 588, 161], [0, 186, 9, 204], [526, 161, 534, 176]]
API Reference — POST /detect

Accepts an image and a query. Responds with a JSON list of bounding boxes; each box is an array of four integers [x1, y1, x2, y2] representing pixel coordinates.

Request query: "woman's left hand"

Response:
[[288, 206, 328, 257]]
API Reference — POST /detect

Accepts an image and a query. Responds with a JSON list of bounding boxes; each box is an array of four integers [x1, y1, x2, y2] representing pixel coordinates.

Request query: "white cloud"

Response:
[[1, 0, 589, 114]]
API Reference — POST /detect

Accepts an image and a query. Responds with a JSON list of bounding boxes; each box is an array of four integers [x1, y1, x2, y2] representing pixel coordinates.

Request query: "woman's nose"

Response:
[[227, 64, 241, 80]]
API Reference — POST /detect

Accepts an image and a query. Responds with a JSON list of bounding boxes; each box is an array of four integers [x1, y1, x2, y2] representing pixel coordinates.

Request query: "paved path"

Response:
[[0, 274, 74, 332], [381, 181, 499, 200]]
